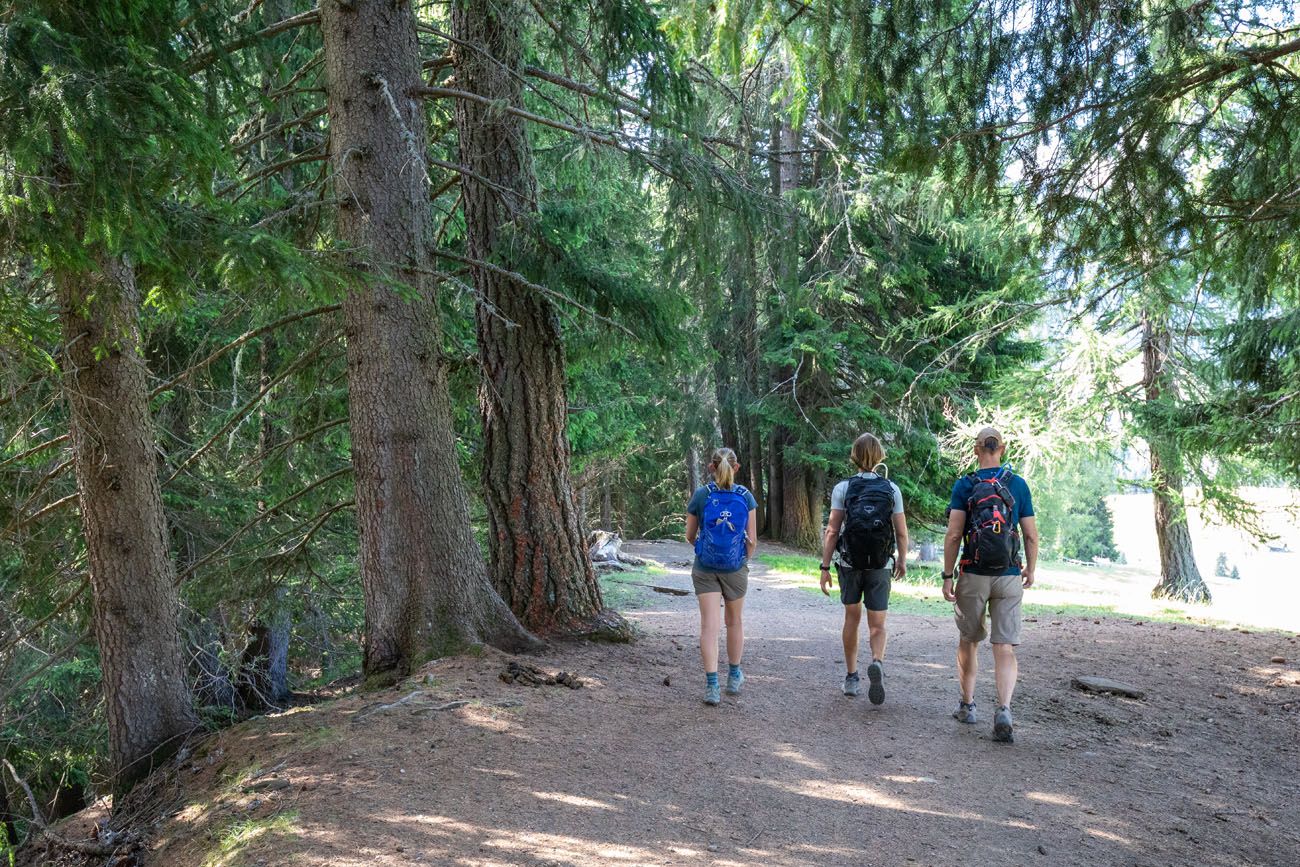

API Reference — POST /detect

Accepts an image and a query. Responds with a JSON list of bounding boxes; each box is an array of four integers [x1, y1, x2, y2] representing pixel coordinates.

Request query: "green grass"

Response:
[[756, 554, 1225, 625], [203, 812, 299, 867], [598, 568, 657, 610]]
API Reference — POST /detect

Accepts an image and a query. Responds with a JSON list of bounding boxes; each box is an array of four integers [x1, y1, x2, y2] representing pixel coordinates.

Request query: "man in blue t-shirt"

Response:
[[941, 427, 1039, 744]]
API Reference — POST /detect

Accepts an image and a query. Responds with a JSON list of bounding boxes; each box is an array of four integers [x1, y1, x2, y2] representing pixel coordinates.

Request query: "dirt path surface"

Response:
[[123, 541, 1300, 866]]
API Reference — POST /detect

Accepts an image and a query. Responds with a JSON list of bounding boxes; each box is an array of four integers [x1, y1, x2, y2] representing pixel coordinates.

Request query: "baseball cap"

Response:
[[975, 426, 1004, 450]]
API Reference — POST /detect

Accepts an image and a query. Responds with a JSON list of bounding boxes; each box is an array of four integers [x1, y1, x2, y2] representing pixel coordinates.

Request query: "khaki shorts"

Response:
[[691, 561, 749, 601], [954, 571, 1023, 645]]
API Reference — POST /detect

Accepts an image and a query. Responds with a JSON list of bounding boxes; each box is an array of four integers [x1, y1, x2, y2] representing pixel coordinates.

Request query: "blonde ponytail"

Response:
[[711, 447, 738, 490], [850, 433, 885, 474]]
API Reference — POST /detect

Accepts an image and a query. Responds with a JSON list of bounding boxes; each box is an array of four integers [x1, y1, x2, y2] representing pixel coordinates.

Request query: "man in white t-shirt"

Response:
[[819, 434, 909, 705]]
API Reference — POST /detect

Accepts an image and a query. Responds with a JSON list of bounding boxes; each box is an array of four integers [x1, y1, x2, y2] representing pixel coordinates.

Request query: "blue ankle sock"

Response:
[[705, 671, 719, 687], [728, 664, 742, 677]]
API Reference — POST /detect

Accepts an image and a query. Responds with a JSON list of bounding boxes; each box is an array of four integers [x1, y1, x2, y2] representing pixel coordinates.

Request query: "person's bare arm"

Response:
[[1019, 515, 1039, 588], [746, 509, 758, 558], [892, 512, 909, 579], [942, 509, 965, 602], [685, 514, 699, 545], [820, 509, 844, 596]]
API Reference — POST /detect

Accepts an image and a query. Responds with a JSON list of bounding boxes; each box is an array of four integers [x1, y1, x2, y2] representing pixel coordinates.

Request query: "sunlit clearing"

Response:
[[1085, 826, 1134, 846], [531, 791, 617, 810], [772, 744, 828, 771], [474, 767, 520, 777]]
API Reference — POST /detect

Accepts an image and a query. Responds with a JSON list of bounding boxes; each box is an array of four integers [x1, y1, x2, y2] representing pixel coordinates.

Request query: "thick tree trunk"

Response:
[[57, 260, 198, 794], [1142, 314, 1210, 603], [320, 0, 538, 679], [781, 463, 822, 551], [452, 0, 622, 639]]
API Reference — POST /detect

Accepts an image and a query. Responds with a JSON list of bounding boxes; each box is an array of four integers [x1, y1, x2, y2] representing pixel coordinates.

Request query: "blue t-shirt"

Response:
[[948, 467, 1034, 576], [687, 484, 759, 517]]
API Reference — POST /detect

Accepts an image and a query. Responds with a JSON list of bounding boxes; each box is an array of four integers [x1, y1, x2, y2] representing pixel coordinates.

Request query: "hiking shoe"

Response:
[[703, 683, 721, 706], [993, 705, 1014, 743], [842, 672, 862, 697], [866, 660, 885, 705], [725, 668, 745, 696], [953, 700, 978, 724]]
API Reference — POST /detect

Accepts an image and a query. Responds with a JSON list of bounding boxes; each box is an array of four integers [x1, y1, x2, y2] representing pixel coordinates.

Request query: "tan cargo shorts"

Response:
[[954, 571, 1024, 645], [691, 561, 749, 600]]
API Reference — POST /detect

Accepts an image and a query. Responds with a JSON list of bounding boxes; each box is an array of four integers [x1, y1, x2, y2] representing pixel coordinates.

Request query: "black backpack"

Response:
[[838, 476, 897, 569], [961, 469, 1020, 574]]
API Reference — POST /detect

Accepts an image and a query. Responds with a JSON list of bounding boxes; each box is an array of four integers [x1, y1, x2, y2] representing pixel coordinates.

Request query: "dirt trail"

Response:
[[73, 541, 1300, 866]]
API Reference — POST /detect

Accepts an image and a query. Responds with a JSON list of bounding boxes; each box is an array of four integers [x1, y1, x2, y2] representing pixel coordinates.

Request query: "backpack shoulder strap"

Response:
[[706, 481, 718, 493]]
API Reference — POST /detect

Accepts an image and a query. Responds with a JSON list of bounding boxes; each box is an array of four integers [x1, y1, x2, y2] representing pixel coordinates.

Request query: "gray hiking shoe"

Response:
[[866, 660, 885, 705], [953, 700, 978, 724], [842, 672, 862, 697], [725, 668, 745, 695], [703, 683, 721, 706], [993, 705, 1014, 743]]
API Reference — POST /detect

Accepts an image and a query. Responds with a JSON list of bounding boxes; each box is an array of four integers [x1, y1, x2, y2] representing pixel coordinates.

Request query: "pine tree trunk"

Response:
[[451, 0, 623, 639], [56, 260, 198, 795], [733, 224, 764, 531], [1142, 314, 1211, 603], [781, 463, 822, 551], [711, 293, 741, 450], [320, 0, 538, 679], [600, 477, 613, 531], [767, 429, 786, 538], [686, 444, 701, 497]]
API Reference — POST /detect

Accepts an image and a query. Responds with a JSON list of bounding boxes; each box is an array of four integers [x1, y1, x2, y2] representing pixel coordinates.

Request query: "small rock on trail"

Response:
[[1071, 676, 1146, 699]]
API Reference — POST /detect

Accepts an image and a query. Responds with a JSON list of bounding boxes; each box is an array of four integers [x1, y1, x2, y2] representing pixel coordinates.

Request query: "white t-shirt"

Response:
[[830, 472, 904, 514], [830, 472, 904, 569]]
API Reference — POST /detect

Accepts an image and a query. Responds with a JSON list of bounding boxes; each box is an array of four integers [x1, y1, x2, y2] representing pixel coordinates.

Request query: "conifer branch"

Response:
[[175, 465, 353, 584], [151, 303, 342, 398], [185, 7, 322, 73], [427, 248, 636, 337], [164, 330, 341, 485]]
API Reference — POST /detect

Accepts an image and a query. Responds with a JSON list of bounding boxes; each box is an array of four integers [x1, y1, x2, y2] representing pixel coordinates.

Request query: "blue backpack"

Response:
[[695, 483, 750, 571]]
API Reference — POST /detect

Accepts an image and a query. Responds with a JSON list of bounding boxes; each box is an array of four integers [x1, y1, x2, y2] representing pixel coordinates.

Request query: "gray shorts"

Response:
[[691, 561, 749, 600], [954, 571, 1023, 645], [836, 565, 891, 610]]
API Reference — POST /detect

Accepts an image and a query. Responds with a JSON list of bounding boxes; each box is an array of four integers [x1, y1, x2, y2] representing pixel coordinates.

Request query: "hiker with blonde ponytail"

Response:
[[820, 433, 908, 705], [685, 447, 758, 706]]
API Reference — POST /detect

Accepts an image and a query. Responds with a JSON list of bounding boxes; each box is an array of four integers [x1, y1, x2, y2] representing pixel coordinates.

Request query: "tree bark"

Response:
[[767, 428, 785, 539], [320, 0, 538, 679], [56, 260, 198, 795], [1142, 313, 1211, 603], [733, 223, 765, 532], [685, 444, 701, 497], [781, 462, 822, 551], [600, 477, 613, 531], [452, 0, 622, 639]]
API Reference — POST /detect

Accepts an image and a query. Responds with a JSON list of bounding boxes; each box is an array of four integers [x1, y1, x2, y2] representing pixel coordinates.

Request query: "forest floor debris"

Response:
[[52, 540, 1300, 867], [498, 661, 584, 688]]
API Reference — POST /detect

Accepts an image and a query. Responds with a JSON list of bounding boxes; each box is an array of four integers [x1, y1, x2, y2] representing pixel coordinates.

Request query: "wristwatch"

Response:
[[819, 564, 831, 572], [941, 571, 955, 581]]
